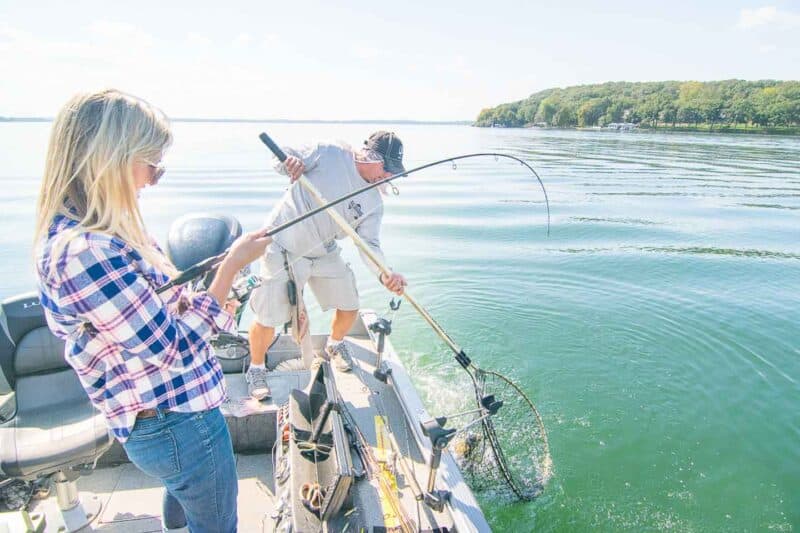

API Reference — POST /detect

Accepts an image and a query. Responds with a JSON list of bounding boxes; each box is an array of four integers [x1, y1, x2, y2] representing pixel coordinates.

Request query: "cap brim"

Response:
[[385, 159, 405, 175]]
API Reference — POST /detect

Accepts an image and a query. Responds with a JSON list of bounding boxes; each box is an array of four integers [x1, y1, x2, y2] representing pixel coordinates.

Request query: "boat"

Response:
[[0, 212, 494, 532], [606, 122, 638, 132]]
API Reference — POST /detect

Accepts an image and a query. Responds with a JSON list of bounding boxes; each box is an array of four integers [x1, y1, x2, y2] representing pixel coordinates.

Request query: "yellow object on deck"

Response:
[[374, 415, 402, 530]]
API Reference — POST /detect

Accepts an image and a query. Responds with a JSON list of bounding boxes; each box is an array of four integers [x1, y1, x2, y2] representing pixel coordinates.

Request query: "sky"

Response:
[[1, 0, 798, 121]]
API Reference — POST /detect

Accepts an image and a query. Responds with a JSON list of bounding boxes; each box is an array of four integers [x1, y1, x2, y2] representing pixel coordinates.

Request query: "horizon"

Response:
[[3, 78, 797, 124], [0, 116, 473, 124], [1, 1, 798, 120]]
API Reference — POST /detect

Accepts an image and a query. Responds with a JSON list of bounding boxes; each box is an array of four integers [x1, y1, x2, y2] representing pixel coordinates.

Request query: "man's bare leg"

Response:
[[246, 321, 274, 400], [330, 309, 358, 342], [249, 321, 275, 366]]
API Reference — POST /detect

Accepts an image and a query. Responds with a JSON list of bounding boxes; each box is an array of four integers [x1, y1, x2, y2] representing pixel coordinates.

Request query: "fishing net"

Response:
[[453, 368, 552, 501]]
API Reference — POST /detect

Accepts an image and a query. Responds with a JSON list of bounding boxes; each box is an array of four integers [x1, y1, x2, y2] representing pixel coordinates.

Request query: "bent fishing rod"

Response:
[[158, 134, 549, 294]]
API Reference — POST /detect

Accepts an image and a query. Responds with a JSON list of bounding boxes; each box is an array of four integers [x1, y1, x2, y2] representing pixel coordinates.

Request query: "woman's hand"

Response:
[[285, 156, 305, 183], [224, 229, 272, 271], [208, 229, 271, 305], [379, 272, 407, 295]]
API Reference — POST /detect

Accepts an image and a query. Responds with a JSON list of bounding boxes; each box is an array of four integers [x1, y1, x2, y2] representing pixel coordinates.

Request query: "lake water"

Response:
[[1, 122, 798, 531]]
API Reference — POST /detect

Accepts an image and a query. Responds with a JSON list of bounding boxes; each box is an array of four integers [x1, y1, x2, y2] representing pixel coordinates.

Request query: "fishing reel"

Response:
[[228, 268, 262, 305], [420, 395, 503, 511]]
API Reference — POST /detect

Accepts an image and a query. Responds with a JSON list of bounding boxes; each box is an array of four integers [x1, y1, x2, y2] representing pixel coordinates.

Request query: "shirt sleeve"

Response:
[[354, 203, 386, 276], [273, 143, 322, 175], [54, 239, 235, 371]]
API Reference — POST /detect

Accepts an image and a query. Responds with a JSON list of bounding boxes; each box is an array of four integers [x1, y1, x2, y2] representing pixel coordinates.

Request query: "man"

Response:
[[246, 131, 407, 399]]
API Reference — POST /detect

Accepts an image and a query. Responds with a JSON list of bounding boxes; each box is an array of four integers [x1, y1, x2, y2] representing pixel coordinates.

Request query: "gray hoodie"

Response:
[[267, 141, 386, 274]]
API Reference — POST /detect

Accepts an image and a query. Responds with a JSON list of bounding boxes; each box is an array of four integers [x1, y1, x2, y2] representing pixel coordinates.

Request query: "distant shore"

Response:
[[486, 124, 800, 136], [637, 124, 800, 135], [480, 123, 800, 136], [475, 80, 800, 135]]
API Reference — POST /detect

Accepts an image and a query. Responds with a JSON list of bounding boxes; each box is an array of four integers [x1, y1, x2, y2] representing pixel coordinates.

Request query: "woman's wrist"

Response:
[[208, 259, 239, 304], [218, 257, 240, 279]]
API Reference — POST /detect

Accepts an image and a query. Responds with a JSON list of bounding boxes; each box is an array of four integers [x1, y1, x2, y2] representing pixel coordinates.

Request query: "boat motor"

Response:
[[166, 213, 241, 276]]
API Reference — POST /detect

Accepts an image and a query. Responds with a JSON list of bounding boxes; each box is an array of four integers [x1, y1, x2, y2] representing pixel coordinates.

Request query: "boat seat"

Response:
[[0, 292, 112, 531]]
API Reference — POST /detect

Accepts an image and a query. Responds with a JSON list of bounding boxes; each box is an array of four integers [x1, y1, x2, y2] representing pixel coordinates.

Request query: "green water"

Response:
[[1, 123, 798, 531]]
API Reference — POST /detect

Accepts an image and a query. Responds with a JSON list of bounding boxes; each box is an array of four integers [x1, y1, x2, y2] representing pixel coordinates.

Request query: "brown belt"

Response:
[[137, 408, 167, 419]]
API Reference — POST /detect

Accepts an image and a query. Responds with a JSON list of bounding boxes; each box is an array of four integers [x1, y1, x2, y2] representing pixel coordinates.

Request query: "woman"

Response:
[[34, 89, 269, 532]]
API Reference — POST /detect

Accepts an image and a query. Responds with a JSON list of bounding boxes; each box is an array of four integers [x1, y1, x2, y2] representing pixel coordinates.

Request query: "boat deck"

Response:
[[31, 453, 277, 532], [25, 312, 488, 532]]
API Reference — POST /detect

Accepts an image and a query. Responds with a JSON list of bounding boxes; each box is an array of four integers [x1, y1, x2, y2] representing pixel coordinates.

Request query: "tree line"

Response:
[[475, 80, 800, 130]]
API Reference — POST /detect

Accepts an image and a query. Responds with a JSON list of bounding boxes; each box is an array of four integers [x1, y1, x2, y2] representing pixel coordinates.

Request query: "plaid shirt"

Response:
[[37, 214, 234, 442]]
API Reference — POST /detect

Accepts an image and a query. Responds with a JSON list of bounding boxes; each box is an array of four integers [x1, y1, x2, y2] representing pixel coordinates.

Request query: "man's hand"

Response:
[[284, 156, 305, 183], [379, 272, 407, 295]]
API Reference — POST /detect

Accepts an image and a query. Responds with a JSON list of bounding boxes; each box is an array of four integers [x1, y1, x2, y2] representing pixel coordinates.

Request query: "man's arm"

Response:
[[354, 205, 406, 295], [273, 143, 321, 179]]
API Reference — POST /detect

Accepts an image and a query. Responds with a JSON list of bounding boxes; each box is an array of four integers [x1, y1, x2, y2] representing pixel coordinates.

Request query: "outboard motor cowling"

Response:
[[165, 213, 242, 272]]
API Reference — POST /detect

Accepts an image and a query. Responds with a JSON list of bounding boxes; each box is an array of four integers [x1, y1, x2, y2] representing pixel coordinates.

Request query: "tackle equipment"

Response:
[[368, 317, 392, 383]]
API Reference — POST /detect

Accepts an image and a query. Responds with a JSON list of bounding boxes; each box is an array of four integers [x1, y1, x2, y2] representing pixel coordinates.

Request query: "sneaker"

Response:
[[325, 341, 353, 372], [246, 366, 271, 400], [309, 355, 325, 373]]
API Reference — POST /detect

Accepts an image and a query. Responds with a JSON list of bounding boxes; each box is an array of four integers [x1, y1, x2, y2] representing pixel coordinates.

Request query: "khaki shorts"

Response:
[[249, 246, 359, 327]]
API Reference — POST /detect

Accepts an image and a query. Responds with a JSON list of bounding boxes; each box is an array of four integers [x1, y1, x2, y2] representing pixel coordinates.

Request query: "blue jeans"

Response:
[[122, 408, 238, 532]]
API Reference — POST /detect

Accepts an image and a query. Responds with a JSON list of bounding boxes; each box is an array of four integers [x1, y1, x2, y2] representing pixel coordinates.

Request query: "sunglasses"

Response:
[[143, 159, 166, 185]]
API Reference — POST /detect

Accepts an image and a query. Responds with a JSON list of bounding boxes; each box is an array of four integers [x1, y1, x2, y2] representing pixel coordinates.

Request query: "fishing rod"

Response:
[[156, 136, 550, 294], [259, 131, 551, 501]]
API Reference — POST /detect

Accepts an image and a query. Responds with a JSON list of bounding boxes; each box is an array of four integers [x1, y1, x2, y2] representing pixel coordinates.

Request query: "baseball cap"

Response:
[[364, 131, 405, 174]]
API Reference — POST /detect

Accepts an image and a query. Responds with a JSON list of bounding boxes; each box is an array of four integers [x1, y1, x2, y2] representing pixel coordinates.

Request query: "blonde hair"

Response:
[[34, 89, 178, 277]]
